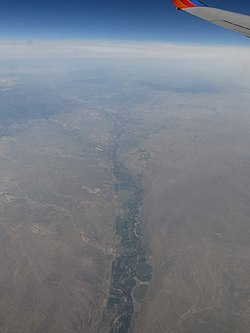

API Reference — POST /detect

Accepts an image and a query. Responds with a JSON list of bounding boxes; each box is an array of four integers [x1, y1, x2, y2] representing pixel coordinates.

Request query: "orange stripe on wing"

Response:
[[171, 0, 197, 9], [181, 0, 197, 7]]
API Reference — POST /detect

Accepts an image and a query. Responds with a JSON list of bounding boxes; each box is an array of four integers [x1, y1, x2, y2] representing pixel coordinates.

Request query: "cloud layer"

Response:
[[0, 40, 249, 61]]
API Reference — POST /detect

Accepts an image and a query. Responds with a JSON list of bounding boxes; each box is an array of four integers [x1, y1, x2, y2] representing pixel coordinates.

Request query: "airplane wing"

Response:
[[171, 0, 250, 37]]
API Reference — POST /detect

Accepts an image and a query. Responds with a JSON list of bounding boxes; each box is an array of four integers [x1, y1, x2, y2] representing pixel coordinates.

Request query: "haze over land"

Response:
[[0, 40, 250, 333]]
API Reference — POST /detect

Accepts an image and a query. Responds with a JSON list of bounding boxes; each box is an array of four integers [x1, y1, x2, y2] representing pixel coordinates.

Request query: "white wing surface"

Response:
[[171, 0, 250, 37]]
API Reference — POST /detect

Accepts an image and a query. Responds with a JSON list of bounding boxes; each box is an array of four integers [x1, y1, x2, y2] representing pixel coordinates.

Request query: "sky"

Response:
[[0, 0, 249, 44]]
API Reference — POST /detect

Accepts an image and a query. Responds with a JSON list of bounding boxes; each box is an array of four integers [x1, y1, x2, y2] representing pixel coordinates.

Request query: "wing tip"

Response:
[[171, 0, 207, 10]]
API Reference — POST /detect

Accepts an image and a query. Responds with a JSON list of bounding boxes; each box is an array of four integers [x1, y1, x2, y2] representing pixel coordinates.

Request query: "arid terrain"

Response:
[[0, 67, 119, 332], [131, 91, 250, 333], [0, 113, 118, 332], [1, 41, 250, 333]]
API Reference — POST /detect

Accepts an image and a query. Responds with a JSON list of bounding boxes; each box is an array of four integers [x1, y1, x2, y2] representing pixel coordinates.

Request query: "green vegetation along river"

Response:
[[98, 112, 152, 333]]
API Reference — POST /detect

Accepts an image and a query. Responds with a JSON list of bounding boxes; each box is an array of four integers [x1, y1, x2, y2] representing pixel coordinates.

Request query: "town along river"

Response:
[[98, 113, 152, 333]]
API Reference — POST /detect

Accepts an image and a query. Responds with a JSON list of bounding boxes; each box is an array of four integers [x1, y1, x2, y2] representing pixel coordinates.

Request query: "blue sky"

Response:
[[0, 0, 249, 44]]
